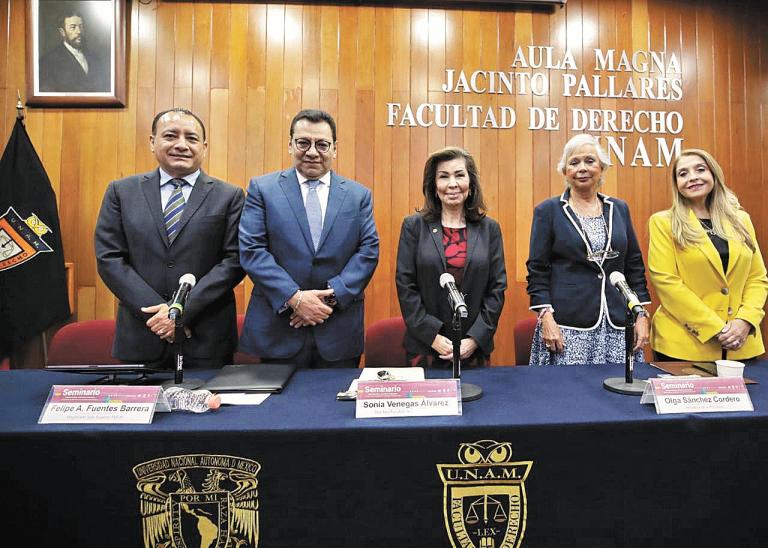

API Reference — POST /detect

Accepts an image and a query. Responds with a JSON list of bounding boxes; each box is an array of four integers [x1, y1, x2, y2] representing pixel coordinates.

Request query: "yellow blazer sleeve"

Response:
[[734, 212, 768, 330], [647, 212, 724, 343]]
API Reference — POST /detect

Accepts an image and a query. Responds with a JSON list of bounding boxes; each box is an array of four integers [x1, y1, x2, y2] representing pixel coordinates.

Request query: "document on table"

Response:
[[219, 393, 271, 405]]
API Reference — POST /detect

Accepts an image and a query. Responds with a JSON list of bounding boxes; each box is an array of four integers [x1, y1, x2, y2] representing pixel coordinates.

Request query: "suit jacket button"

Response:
[[597, 273, 603, 279], [168, 261, 175, 268], [721, 287, 729, 295], [728, 307, 734, 315]]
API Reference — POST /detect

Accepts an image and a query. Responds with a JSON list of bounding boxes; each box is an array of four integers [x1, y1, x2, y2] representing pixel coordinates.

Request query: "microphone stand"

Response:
[[451, 308, 483, 402], [603, 308, 648, 395], [161, 319, 203, 390]]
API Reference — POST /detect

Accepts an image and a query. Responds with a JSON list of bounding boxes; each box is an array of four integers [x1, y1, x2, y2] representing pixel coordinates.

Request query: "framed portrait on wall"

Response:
[[26, 0, 125, 107]]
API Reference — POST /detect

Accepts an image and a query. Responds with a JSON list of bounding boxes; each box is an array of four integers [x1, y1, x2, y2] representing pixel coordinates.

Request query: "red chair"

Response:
[[513, 317, 538, 365], [233, 314, 261, 364], [365, 317, 407, 367], [47, 320, 121, 365]]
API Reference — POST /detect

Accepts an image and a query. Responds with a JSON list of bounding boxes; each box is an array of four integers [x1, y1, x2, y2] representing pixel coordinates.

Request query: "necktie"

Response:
[[306, 180, 323, 250], [164, 178, 187, 242]]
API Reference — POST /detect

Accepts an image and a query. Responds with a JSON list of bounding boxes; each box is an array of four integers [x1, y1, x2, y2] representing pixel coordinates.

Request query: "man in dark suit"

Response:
[[239, 109, 379, 368], [39, 10, 109, 93], [95, 108, 244, 367]]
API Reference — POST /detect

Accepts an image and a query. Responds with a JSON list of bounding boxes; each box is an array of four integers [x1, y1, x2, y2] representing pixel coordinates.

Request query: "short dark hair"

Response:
[[57, 11, 84, 30], [289, 109, 337, 142], [151, 108, 207, 141], [419, 147, 487, 223]]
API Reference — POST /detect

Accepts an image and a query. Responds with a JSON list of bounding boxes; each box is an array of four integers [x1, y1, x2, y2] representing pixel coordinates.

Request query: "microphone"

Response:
[[439, 273, 468, 319], [608, 271, 644, 316], [168, 273, 196, 321]]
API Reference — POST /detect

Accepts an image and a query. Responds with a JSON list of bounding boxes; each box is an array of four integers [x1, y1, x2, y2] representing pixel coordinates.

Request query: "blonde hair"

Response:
[[668, 149, 754, 251], [556, 134, 611, 188]]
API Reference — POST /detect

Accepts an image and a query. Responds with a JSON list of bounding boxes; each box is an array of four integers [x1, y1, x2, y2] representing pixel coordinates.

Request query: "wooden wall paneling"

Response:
[[173, 2, 194, 109], [0, 0, 9, 120], [444, 11, 464, 147], [630, 0, 651, 254], [495, 12, 517, 360], [373, 7, 394, 319], [644, 0, 665, 229], [210, 3, 231, 90], [693, 4, 715, 153], [427, 9, 446, 153], [531, 10, 552, 209], [336, 7, 358, 178], [478, 12, 499, 208], [155, 2, 176, 112], [77, 286, 96, 322], [548, 4, 567, 196], [389, 9, 411, 317], [93, 111, 119, 320], [136, 1, 157, 175], [356, 89, 376, 327], [408, 10, 428, 214], [727, 3, 749, 209], [116, 2, 139, 182], [459, 11, 481, 172], [209, 89, 229, 181], [597, 0, 618, 199], [711, 2, 731, 172], [264, 4, 286, 174], [40, 112, 63, 198], [227, 3, 249, 188], [192, 2, 213, 136], [513, 11, 533, 283], [301, 6, 321, 108], [5, 0, 24, 138]]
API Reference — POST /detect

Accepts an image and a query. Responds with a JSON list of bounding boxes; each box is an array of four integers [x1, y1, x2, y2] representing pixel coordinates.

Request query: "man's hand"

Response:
[[142, 303, 176, 341], [288, 289, 334, 328]]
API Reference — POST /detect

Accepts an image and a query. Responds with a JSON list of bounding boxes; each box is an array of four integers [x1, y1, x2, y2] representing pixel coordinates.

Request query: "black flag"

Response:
[[0, 118, 70, 358]]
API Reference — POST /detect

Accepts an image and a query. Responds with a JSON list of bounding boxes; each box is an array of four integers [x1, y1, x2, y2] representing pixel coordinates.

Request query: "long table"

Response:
[[1, 363, 766, 548]]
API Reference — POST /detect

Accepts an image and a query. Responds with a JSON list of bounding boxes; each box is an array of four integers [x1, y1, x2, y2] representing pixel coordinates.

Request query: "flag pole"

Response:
[[16, 90, 24, 123]]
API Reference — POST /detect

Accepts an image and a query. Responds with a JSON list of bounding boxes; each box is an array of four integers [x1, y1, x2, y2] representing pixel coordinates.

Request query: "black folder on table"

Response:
[[202, 363, 297, 393]]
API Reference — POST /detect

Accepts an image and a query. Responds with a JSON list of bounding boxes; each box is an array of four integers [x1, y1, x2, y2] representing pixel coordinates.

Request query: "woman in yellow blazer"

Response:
[[648, 149, 768, 361]]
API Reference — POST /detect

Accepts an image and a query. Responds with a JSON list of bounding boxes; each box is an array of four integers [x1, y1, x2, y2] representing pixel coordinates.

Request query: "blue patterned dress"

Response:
[[529, 212, 645, 366]]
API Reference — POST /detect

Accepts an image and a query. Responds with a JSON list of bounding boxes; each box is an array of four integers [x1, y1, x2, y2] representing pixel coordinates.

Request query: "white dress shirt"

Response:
[[64, 41, 89, 74], [159, 169, 199, 208], [296, 169, 331, 221]]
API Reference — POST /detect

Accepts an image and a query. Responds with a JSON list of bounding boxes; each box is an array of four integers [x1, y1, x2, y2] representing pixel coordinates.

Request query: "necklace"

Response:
[[569, 198, 602, 217], [698, 218, 716, 236]]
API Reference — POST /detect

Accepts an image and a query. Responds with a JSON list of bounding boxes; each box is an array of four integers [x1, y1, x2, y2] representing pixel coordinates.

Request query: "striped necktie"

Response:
[[164, 178, 187, 242], [305, 180, 323, 250]]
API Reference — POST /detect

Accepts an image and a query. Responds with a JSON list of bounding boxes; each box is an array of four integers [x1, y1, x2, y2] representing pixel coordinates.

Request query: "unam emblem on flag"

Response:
[[0, 206, 53, 271]]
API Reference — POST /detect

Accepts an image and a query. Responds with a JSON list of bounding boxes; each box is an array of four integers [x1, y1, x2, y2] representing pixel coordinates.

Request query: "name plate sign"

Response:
[[39, 385, 164, 424], [356, 379, 461, 418], [645, 377, 753, 414]]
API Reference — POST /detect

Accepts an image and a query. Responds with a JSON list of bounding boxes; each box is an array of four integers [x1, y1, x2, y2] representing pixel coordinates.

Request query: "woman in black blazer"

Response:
[[526, 134, 650, 365], [396, 147, 507, 367]]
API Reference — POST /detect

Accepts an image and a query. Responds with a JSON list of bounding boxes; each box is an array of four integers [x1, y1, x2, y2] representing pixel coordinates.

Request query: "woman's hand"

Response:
[[717, 319, 752, 351], [540, 310, 565, 353], [437, 337, 478, 361], [431, 334, 453, 357], [633, 315, 650, 351]]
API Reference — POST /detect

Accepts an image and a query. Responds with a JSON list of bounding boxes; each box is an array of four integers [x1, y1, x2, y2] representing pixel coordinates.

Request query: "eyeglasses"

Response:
[[587, 249, 620, 263], [292, 138, 333, 154]]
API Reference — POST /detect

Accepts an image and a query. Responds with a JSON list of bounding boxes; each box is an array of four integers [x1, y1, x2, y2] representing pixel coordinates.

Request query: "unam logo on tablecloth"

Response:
[[133, 454, 260, 548], [437, 440, 533, 548]]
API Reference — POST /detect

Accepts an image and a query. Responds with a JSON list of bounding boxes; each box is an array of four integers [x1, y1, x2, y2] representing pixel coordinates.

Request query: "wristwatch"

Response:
[[324, 283, 337, 307]]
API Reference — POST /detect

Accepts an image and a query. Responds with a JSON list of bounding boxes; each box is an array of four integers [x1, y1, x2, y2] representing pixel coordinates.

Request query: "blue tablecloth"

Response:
[[1, 363, 766, 547]]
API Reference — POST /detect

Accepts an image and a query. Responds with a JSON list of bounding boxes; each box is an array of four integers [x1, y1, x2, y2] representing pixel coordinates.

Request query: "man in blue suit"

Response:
[[239, 109, 379, 368]]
